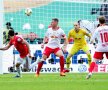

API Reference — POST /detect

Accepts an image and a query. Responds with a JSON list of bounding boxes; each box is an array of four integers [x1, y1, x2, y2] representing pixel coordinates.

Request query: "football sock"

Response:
[[87, 53, 92, 66], [66, 57, 71, 69], [30, 58, 43, 69], [89, 62, 96, 73], [60, 56, 64, 72], [36, 61, 44, 75], [16, 67, 21, 76]]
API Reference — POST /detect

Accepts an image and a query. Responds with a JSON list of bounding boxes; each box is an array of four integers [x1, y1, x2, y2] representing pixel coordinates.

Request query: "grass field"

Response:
[[0, 73, 108, 90]]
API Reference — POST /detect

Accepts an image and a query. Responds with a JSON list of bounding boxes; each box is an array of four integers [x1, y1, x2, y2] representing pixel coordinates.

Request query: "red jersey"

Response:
[[9, 35, 29, 58]]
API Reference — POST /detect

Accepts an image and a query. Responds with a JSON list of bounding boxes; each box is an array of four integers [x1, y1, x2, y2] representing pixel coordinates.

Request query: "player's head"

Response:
[[51, 18, 59, 27], [8, 29, 15, 38], [6, 22, 11, 29], [73, 22, 80, 31], [98, 16, 106, 24]]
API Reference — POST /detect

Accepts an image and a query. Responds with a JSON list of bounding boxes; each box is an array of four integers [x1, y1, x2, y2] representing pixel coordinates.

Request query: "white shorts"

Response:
[[17, 56, 31, 68]]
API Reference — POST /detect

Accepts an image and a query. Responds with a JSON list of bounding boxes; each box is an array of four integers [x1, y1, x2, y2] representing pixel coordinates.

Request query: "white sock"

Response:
[[29, 57, 44, 69], [16, 67, 21, 76], [89, 72, 92, 75]]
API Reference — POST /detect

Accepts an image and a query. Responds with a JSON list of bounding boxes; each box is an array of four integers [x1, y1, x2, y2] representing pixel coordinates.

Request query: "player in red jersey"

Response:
[[0, 30, 31, 78], [86, 16, 108, 79]]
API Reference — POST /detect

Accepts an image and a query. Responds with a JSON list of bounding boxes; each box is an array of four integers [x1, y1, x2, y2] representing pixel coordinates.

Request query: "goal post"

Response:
[[0, 0, 4, 74]]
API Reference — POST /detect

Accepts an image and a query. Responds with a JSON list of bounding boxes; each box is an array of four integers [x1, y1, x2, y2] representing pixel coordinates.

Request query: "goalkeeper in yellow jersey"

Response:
[[64, 22, 92, 72]]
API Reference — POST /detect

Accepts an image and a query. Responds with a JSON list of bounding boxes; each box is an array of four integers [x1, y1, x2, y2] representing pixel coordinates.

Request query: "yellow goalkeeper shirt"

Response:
[[68, 29, 87, 46]]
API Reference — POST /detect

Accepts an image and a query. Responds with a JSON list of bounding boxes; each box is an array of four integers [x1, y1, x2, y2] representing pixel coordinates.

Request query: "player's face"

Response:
[[74, 23, 80, 31], [51, 20, 58, 27]]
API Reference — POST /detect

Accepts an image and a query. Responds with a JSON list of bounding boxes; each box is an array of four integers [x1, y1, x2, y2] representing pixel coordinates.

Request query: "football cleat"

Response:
[[86, 73, 92, 79], [63, 69, 70, 73], [60, 72, 66, 76], [14, 75, 21, 78]]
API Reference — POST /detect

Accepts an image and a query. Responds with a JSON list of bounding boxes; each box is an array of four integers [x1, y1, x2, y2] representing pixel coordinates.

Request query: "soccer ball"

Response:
[[25, 8, 32, 16]]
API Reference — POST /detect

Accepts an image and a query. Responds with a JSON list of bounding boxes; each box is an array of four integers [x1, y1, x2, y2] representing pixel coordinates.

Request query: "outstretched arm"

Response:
[[0, 44, 11, 51]]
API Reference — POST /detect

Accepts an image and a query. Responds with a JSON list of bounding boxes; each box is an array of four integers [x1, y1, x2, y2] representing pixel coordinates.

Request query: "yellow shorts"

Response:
[[69, 44, 89, 55]]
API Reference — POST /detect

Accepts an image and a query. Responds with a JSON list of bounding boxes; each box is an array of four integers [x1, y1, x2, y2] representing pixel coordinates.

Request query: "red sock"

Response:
[[36, 61, 44, 75], [89, 62, 96, 73], [60, 56, 64, 72]]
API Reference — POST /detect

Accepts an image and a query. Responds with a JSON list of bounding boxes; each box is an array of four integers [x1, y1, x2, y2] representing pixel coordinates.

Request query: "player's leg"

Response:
[[15, 57, 24, 78], [82, 45, 92, 66], [36, 55, 47, 77], [66, 45, 79, 70], [55, 48, 65, 76], [29, 56, 44, 69], [86, 52, 104, 79], [24, 56, 32, 71], [36, 47, 52, 77]]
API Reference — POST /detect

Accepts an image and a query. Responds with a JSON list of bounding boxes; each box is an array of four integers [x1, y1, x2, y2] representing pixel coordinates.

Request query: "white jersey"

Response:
[[45, 27, 66, 49], [91, 25, 108, 52]]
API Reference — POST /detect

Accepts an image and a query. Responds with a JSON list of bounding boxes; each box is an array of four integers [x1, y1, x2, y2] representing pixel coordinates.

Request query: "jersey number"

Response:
[[100, 32, 108, 43]]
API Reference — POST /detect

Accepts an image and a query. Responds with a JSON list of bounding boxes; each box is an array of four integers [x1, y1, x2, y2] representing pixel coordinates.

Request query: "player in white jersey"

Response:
[[86, 16, 108, 79], [92, 25, 108, 52], [33, 18, 68, 77]]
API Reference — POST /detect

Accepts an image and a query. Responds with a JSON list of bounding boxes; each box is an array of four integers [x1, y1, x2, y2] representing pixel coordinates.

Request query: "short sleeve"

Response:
[[9, 39, 13, 45], [68, 30, 72, 39], [45, 29, 49, 37], [82, 29, 87, 35], [60, 29, 66, 38]]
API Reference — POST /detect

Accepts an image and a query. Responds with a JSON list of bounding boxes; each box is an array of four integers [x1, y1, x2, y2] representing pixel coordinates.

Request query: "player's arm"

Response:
[[62, 35, 68, 52], [0, 43, 11, 50], [68, 30, 72, 42], [41, 29, 49, 48], [85, 31, 91, 38], [41, 36, 49, 48], [90, 30, 97, 44], [61, 30, 68, 52], [22, 40, 31, 57]]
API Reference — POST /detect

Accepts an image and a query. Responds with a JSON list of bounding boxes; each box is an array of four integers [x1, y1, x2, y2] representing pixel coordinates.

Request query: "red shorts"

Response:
[[93, 52, 108, 60], [43, 47, 60, 57]]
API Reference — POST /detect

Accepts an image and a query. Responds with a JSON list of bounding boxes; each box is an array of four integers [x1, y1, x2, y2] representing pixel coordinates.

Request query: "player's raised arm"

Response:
[[0, 43, 11, 50]]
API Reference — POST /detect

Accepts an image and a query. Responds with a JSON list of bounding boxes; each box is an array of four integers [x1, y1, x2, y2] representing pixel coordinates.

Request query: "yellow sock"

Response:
[[87, 53, 92, 66], [66, 57, 71, 69]]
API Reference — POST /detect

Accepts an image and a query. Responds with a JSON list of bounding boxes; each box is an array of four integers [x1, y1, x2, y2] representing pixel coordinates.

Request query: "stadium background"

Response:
[[2, 0, 108, 73], [4, 0, 100, 37], [1, 1, 108, 90]]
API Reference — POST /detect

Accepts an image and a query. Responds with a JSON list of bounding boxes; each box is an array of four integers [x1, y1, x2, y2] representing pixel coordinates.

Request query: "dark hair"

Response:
[[99, 16, 106, 24], [8, 30, 15, 36], [6, 22, 11, 26], [97, 24, 100, 27], [52, 18, 59, 22]]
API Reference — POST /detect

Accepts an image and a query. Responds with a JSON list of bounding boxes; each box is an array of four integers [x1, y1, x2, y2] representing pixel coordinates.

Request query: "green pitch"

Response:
[[0, 73, 108, 90]]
